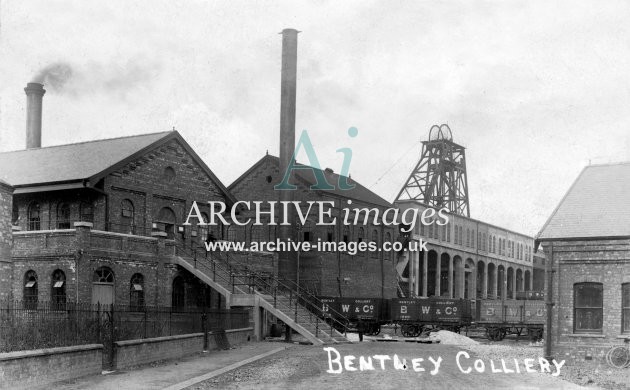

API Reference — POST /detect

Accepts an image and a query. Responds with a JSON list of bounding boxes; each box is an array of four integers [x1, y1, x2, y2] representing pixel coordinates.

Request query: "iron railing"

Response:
[[0, 300, 249, 353], [178, 243, 350, 340]]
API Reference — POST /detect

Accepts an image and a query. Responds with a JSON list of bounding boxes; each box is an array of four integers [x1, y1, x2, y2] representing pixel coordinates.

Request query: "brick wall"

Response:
[[0, 344, 103, 389], [0, 181, 13, 301], [229, 156, 397, 299], [114, 328, 253, 370], [542, 239, 630, 365]]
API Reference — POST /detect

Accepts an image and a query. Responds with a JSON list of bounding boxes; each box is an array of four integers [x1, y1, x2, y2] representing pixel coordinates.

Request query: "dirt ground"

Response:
[[186, 341, 593, 390]]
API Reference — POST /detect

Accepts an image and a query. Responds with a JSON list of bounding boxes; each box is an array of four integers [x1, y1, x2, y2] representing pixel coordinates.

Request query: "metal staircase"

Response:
[[174, 245, 349, 345]]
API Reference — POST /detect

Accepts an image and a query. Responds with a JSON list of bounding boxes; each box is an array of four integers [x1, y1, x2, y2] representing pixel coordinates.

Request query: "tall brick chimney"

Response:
[[278, 28, 299, 284], [24, 82, 45, 149]]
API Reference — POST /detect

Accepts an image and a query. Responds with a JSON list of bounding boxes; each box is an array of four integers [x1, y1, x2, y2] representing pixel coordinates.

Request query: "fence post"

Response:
[[110, 304, 116, 369], [144, 308, 148, 339]]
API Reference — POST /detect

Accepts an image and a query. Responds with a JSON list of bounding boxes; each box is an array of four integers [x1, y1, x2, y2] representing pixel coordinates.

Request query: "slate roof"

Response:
[[229, 154, 392, 208], [537, 162, 630, 240], [0, 131, 172, 187]]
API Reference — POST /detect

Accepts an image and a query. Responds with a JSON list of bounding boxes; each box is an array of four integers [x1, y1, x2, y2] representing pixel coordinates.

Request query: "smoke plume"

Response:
[[31, 60, 160, 96]]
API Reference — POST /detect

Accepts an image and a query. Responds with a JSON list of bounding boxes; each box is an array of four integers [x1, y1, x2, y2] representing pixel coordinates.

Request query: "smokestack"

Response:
[[278, 28, 299, 284], [24, 82, 46, 149]]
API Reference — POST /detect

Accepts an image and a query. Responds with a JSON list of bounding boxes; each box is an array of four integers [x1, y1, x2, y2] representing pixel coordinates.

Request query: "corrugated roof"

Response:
[[0, 131, 172, 186], [230, 155, 392, 208], [537, 162, 630, 240]]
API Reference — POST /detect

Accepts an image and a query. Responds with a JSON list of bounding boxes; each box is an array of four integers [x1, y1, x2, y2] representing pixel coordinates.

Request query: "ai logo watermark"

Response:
[[275, 127, 358, 191]]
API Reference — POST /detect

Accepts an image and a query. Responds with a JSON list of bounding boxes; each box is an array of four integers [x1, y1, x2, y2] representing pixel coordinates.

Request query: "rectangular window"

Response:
[[574, 283, 603, 333], [623, 283, 630, 334]]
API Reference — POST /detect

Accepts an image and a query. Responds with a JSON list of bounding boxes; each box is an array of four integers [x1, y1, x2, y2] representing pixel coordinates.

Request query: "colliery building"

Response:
[[537, 162, 630, 364], [394, 124, 544, 301]]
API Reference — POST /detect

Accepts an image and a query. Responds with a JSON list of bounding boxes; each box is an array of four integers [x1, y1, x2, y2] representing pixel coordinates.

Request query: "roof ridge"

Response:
[[0, 130, 174, 154], [585, 160, 630, 168]]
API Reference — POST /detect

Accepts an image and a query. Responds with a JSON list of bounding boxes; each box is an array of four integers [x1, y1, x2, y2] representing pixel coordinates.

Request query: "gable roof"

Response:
[[537, 162, 630, 240], [229, 154, 392, 208], [0, 131, 237, 203]]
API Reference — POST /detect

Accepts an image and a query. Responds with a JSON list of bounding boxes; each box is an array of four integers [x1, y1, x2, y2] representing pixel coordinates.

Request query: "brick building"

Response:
[[228, 154, 398, 299], [537, 162, 630, 363], [0, 179, 14, 301], [0, 130, 237, 308], [396, 200, 540, 300]]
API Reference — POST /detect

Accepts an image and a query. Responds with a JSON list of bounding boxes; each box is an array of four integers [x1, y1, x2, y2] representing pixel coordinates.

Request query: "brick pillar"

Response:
[[435, 252, 441, 297], [468, 261, 477, 299], [481, 260, 488, 299], [0, 181, 14, 301], [448, 256, 453, 298], [422, 252, 428, 297], [458, 260, 465, 298]]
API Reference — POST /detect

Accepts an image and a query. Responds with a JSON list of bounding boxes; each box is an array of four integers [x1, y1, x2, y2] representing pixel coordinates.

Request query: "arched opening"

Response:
[[51, 269, 66, 309], [92, 266, 114, 305], [130, 273, 145, 311], [121, 199, 135, 234], [440, 253, 450, 297], [453, 255, 463, 298], [57, 203, 71, 229], [24, 270, 38, 309], [497, 265, 505, 299], [465, 258, 475, 299], [487, 263, 496, 298], [28, 202, 41, 231], [507, 267, 514, 299], [155, 207, 176, 239], [524, 270, 531, 291], [427, 250, 438, 297], [477, 260, 485, 299], [516, 268, 524, 293]]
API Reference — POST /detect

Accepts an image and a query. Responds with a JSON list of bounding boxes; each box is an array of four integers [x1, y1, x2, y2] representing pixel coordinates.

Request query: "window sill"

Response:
[[616, 335, 630, 339], [566, 333, 605, 338]]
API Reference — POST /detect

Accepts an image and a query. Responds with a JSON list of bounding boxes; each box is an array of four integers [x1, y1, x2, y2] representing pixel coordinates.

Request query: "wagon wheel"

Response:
[[413, 325, 424, 337], [371, 324, 381, 336], [529, 328, 543, 342], [496, 328, 507, 341], [487, 327, 500, 341], [401, 324, 414, 337]]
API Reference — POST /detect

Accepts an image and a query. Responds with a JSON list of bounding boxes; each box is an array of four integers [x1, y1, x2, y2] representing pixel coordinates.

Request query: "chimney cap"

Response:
[[25, 82, 46, 94]]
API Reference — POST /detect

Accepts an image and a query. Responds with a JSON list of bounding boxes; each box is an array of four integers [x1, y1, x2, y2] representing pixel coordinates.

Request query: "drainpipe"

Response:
[[544, 242, 554, 360]]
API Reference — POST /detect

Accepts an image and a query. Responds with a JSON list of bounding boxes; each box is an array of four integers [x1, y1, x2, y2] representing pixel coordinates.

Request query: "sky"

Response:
[[1, 1, 629, 236]]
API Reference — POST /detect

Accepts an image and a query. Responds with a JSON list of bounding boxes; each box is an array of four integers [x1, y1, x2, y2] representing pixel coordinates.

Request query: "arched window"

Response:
[[24, 270, 38, 309], [326, 225, 335, 243], [92, 266, 114, 305], [155, 207, 176, 239], [198, 212, 209, 242], [94, 267, 114, 283], [172, 276, 185, 310], [574, 282, 603, 333], [371, 229, 379, 257], [51, 269, 66, 309], [121, 199, 135, 234], [343, 226, 350, 244], [130, 273, 145, 311], [80, 201, 94, 223], [226, 225, 237, 241], [57, 203, 71, 229], [28, 202, 41, 231], [357, 227, 365, 243], [250, 224, 263, 243]]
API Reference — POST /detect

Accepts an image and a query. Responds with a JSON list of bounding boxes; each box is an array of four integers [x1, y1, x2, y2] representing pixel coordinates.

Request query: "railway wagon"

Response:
[[390, 297, 473, 337], [318, 296, 387, 335], [477, 299, 545, 341]]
